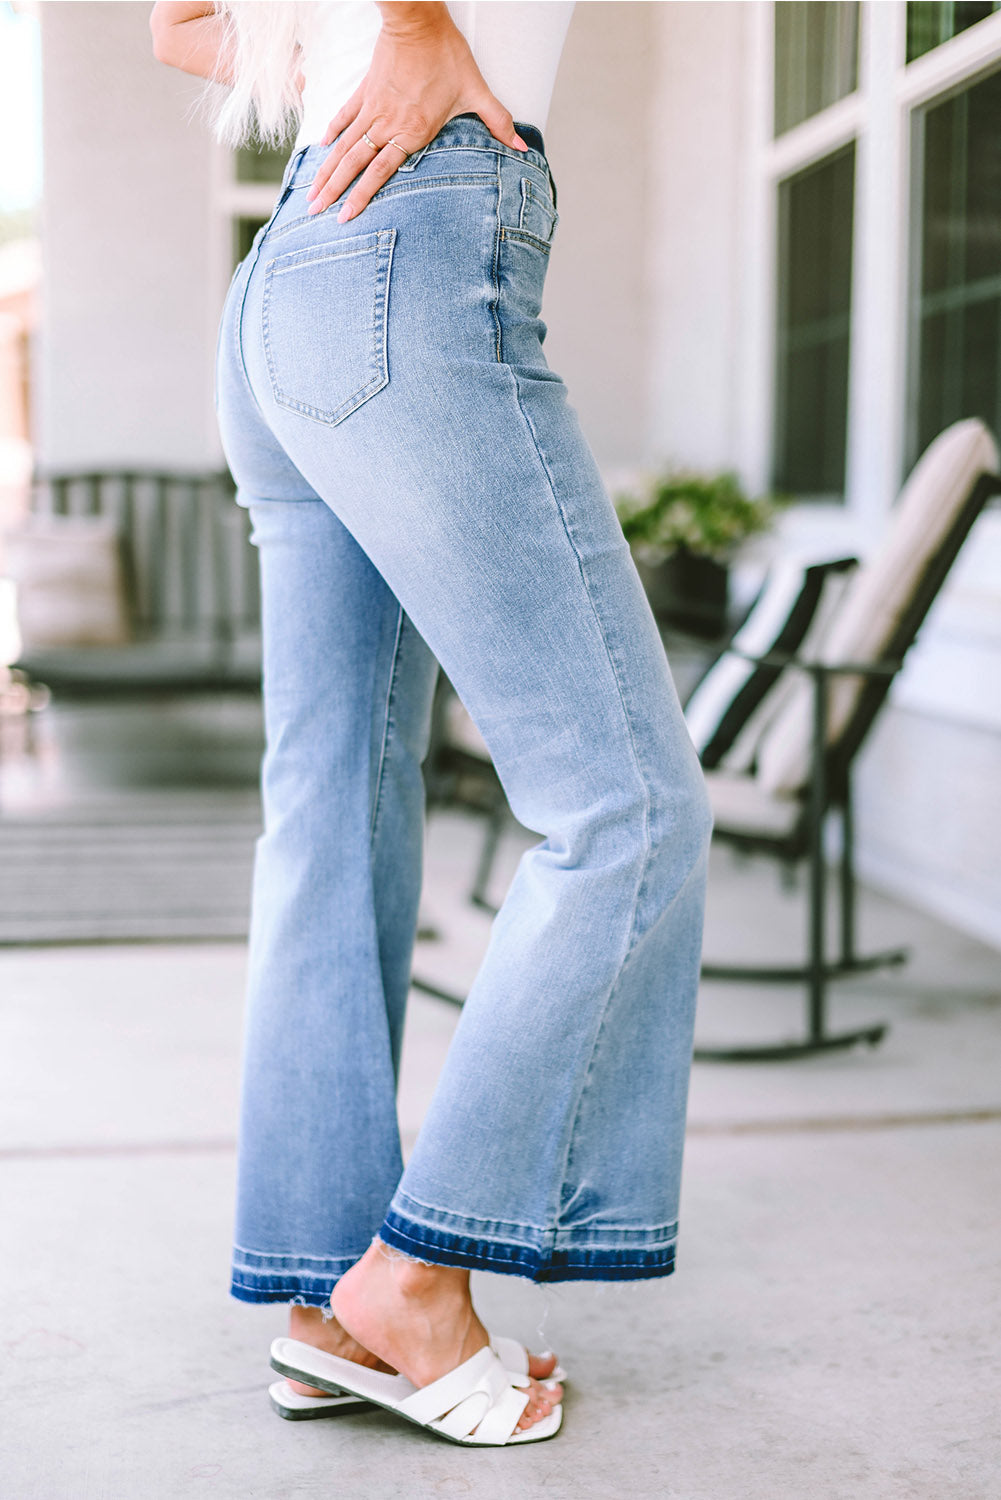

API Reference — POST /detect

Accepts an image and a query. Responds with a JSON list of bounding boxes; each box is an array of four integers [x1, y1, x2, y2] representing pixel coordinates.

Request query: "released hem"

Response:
[[230, 1280, 335, 1307], [378, 1210, 678, 1284], [230, 1248, 362, 1305]]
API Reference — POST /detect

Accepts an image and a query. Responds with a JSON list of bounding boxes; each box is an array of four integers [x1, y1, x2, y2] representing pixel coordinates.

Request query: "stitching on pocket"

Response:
[[519, 177, 558, 242], [261, 227, 397, 426], [500, 225, 553, 255]]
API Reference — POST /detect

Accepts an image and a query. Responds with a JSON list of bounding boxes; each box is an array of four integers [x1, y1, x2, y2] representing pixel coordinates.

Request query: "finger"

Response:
[[307, 131, 377, 215], [335, 141, 412, 223], [308, 114, 366, 202], [306, 92, 366, 203], [306, 146, 346, 206], [474, 93, 529, 152], [306, 122, 375, 211]]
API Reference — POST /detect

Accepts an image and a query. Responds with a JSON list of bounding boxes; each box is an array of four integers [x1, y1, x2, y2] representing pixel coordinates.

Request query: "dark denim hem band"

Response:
[[379, 1211, 677, 1284], [230, 1246, 362, 1305], [230, 1272, 338, 1306]]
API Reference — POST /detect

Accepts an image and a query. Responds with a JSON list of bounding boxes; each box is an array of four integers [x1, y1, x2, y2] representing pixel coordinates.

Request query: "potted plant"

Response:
[[612, 467, 789, 638]]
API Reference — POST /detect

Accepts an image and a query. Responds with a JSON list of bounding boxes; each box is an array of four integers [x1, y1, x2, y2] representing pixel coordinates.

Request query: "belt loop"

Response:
[[282, 146, 305, 191], [398, 140, 431, 173]]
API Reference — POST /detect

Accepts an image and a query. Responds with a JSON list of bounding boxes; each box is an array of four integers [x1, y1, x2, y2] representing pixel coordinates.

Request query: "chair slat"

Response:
[[22, 466, 258, 675]]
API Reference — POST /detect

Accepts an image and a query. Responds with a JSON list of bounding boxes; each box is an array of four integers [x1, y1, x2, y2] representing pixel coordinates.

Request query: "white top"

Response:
[[294, 1, 575, 153]]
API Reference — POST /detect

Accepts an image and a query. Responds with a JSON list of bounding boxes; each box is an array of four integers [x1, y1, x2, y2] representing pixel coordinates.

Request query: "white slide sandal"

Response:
[[268, 1379, 372, 1421], [268, 1333, 566, 1422], [491, 1334, 567, 1384], [269, 1337, 563, 1446]]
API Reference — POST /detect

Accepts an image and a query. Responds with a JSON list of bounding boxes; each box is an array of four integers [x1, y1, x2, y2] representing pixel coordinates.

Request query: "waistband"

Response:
[[280, 113, 552, 200]]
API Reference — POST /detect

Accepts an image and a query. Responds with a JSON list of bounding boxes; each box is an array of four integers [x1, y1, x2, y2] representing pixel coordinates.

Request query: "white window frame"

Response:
[[740, 0, 1001, 730], [212, 139, 288, 284]]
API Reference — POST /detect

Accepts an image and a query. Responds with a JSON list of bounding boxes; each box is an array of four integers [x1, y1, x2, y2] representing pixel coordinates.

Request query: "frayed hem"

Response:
[[378, 1213, 678, 1284], [373, 1233, 438, 1270], [230, 1283, 336, 1307], [230, 1246, 362, 1305]]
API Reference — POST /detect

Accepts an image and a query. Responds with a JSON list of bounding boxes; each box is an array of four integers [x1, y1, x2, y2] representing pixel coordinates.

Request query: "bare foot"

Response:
[[330, 1240, 563, 1434], [285, 1303, 397, 1397]]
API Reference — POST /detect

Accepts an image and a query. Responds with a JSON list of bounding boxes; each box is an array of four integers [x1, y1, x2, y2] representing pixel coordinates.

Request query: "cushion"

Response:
[[683, 554, 856, 768], [4, 514, 133, 648], [719, 563, 858, 773], [756, 418, 1000, 796], [705, 769, 802, 840]]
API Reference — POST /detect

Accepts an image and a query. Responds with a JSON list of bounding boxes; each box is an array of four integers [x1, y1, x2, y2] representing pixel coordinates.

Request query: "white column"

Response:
[[843, 0, 909, 541], [734, 0, 777, 499]]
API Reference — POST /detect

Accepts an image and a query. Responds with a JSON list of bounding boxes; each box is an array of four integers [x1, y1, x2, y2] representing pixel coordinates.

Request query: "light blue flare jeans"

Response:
[[214, 114, 712, 1303]]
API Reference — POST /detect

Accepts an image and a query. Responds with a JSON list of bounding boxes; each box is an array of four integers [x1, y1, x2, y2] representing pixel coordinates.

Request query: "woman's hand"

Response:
[[306, 1, 529, 223]]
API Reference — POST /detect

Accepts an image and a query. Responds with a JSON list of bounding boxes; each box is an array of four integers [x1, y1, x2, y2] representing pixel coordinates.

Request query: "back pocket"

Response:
[[518, 177, 559, 249], [262, 227, 397, 426]]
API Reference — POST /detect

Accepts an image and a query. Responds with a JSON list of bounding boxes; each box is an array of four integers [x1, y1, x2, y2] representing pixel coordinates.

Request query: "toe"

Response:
[[527, 1350, 559, 1380], [515, 1376, 562, 1431], [287, 1378, 331, 1398]]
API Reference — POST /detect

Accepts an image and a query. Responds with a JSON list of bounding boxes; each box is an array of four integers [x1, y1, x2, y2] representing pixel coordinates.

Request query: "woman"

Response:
[[151, 0, 712, 1448]]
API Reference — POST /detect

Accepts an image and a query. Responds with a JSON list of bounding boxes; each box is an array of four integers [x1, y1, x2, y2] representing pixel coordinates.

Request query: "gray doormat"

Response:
[[0, 793, 261, 944]]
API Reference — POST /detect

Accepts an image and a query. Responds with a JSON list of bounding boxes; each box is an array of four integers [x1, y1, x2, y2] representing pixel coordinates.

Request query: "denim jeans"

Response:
[[215, 113, 712, 1303]]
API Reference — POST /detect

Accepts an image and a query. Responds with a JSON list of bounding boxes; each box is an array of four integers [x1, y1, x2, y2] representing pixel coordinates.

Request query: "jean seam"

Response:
[[232, 1243, 359, 1265], [270, 176, 497, 239], [391, 1187, 550, 1235], [498, 360, 654, 1226], [231, 1276, 345, 1299], [232, 1270, 346, 1284], [370, 605, 408, 847], [490, 155, 503, 363], [388, 1223, 677, 1258], [406, 140, 548, 172], [388, 1190, 680, 1241], [236, 182, 293, 422], [384, 1221, 539, 1270], [499, 226, 552, 255], [378, 1215, 678, 1283]]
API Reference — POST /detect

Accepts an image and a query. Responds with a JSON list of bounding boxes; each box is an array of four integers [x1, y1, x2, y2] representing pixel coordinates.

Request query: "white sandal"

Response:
[[268, 1333, 566, 1422], [267, 1380, 371, 1421], [269, 1336, 563, 1446]]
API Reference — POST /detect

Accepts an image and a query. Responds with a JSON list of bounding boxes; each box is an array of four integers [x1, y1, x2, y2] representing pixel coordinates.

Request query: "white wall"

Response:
[[856, 708, 1001, 951], [634, 1, 1001, 952], [38, 1, 220, 468], [543, 0, 657, 468], [37, 1, 655, 476], [643, 1, 751, 474]]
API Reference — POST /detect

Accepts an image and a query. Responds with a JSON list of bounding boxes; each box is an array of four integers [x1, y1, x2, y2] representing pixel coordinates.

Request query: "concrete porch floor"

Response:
[[1, 809, 999, 1498]]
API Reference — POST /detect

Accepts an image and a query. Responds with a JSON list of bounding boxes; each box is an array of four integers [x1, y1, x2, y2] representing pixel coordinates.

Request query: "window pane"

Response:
[[774, 2, 859, 136], [235, 127, 298, 184], [233, 216, 267, 267], [774, 145, 856, 499], [906, 2, 1000, 63], [909, 68, 1001, 465]]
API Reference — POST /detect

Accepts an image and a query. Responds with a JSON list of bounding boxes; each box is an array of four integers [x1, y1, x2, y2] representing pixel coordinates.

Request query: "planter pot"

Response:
[[634, 549, 729, 639]]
